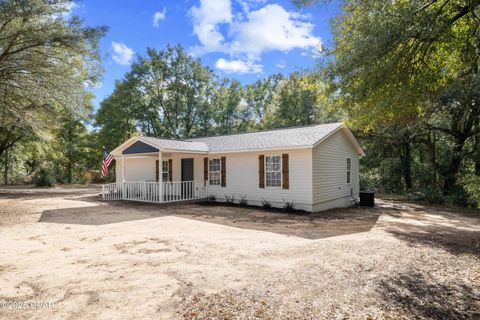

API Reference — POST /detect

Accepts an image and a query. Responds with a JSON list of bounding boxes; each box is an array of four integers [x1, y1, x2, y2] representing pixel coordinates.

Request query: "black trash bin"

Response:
[[359, 191, 375, 207]]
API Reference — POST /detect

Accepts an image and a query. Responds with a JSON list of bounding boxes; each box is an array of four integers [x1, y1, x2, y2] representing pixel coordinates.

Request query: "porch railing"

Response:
[[102, 181, 207, 203]]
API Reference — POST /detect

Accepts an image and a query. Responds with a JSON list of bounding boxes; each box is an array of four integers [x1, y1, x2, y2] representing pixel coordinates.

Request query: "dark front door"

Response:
[[181, 158, 194, 181], [181, 158, 194, 198]]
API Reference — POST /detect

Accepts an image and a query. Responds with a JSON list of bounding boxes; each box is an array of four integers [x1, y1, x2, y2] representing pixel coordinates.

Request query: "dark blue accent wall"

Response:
[[122, 141, 159, 154]]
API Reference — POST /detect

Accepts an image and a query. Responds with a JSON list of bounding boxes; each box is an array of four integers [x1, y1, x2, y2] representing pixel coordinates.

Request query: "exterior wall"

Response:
[[114, 153, 204, 183], [312, 129, 360, 212], [115, 156, 157, 182], [206, 149, 313, 211], [164, 152, 205, 182]]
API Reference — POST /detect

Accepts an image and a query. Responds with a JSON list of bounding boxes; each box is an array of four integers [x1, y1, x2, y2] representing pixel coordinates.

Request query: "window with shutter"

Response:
[[162, 160, 169, 182], [265, 156, 281, 187], [209, 159, 221, 185]]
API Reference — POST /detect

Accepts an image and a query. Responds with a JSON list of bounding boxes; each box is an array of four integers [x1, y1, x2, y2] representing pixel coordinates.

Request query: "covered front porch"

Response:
[[101, 137, 209, 203]]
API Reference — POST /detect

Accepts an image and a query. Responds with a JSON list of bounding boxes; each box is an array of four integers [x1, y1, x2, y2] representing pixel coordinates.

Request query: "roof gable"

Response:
[[122, 141, 159, 154]]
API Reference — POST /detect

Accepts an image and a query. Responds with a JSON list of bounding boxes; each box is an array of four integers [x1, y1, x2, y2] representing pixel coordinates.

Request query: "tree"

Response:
[[426, 74, 480, 193], [211, 79, 246, 134], [129, 45, 215, 139], [244, 74, 284, 127], [57, 114, 94, 184], [0, 0, 106, 158], [96, 79, 139, 150], [299, 0, 480, 195], [267, 72, 333, 128]]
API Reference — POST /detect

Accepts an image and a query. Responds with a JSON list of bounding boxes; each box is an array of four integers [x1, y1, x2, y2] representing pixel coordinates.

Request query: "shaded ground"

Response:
[[0, 188, 479, 319]]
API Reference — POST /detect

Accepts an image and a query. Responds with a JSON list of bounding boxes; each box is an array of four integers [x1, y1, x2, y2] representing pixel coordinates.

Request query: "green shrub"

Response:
[[417, 188, 445, 204], [239, 195, 248, 206], [459, 175, 480, 209], [261, 198, 272, 210], [34, 168, 56, 187], [206, 195, 216, 202], [225, 195, 235, 204], [282, 200, 295, 212]]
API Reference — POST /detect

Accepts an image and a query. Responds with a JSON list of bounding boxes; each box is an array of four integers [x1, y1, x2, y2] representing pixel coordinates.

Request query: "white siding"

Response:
[[121, 157, 157, 181], [114, 153, 204, 183], [207, 149, 313, 211], [312, 129, 360, 212]]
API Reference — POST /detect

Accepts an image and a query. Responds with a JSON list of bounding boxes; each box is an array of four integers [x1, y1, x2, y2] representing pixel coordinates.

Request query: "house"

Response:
[[103, 122, 365, 212]]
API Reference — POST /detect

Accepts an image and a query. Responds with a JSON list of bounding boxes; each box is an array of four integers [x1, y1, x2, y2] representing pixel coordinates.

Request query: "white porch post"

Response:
[[158, 151, 163, 202], [121, 155, 125, 181], [121, 155, 125, 199]]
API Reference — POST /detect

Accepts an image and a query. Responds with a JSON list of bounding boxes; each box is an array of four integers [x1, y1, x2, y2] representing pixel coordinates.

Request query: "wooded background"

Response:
[[1, 0, 479, 209]]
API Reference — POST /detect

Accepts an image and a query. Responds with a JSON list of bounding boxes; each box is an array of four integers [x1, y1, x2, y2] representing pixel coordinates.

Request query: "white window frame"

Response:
[[162, 160, 169, 182], [347, 158, 352, 184], [209, 158, 221, 186], [265, 155, 282, 188]]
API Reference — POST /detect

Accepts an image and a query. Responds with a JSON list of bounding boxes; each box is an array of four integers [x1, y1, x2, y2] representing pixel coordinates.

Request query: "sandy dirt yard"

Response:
[[0, 188, 479, 319]]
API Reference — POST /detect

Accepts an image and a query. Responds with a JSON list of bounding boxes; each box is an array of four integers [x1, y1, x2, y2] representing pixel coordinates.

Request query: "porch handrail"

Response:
[[101, 180, 207, 203]]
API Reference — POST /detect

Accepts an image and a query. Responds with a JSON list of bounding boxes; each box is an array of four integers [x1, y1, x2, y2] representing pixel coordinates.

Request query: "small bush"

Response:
[[84, 170, 103, 183], [417, 188, 444, 204], [34, 168, 56, 187], [239, 195, 248, 206], [282, 200, 295, 212], [206, 195, 216, 202], [459, 175, 480, 209], [261, 198, 272, 210], [225, 195, 235, 204]]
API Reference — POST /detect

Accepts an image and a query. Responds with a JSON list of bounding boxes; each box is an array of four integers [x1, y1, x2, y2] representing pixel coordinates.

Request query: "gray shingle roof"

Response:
[[112, 122, 351, 155], [112, 122, 362, 156], [187, 122, 343, 152], [140, 137, 209, 152]]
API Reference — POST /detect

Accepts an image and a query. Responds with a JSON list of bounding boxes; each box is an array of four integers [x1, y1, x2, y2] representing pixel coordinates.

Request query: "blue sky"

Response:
[[71, 0, 340, 109]]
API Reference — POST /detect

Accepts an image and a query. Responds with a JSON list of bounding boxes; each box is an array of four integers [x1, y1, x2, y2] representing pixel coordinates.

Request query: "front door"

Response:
[[181, 158, 194, 197]]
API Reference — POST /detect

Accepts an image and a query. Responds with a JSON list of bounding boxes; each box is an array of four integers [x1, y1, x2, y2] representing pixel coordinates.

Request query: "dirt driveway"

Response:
[[0, 188, 479, 319]]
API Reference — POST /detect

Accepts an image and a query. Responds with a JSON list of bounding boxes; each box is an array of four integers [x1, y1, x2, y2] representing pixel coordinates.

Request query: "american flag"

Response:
[[101, 147, 114, 178]]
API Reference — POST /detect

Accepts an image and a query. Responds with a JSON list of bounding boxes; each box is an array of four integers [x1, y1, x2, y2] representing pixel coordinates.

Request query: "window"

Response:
[[209, 159, 221, 185], [265, 156, 281, 187], [162, 160, 169, 182], [347, 158, 351, 184]]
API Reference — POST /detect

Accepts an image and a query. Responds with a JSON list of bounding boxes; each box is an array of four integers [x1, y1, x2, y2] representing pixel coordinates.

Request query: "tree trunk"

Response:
[[443, 139, 465, 194], [67, 161, 72, 184], [3, 149, 8, 185], [400, 142, 413, 190], [426, 130, 438, 186]]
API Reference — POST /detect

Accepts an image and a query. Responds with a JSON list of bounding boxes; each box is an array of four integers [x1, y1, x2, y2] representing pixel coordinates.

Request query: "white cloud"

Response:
[[189, 1, 321, 73], [190, 0, 232, 53], [153, 8, 166, 27], [215, 58, 262, 74], [111, 42, 134, 65], [229, 4, 321, 57], [276, 59, 286, 69]]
